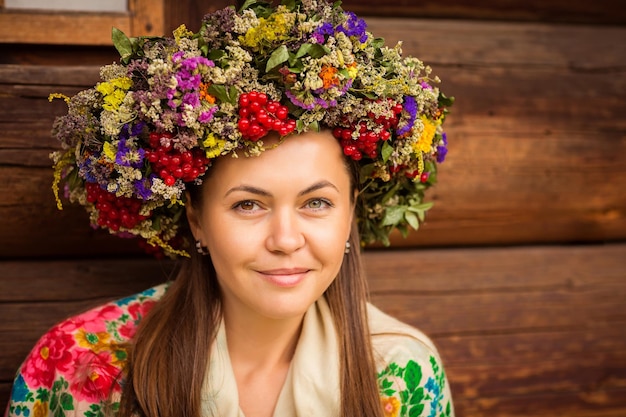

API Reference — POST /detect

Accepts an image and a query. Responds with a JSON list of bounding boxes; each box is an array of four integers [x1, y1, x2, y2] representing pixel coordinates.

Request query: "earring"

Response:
[[195, 240, 209, 255], [344, 241, 351, 254]]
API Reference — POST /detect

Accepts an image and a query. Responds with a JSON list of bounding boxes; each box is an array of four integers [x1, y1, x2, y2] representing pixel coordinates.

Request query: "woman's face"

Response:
[[187, 130, 354, 322]]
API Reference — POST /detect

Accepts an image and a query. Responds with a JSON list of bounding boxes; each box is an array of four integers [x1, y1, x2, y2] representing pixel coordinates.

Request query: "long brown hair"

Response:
[[117, 158, 384, 416]]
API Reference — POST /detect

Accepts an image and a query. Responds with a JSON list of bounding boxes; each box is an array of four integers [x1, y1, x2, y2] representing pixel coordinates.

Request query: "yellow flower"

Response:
[[240, 11, 293, 51], [33, 400, 49, 417], [413, 115, 438, 154], [203, 133, 226, 158], [96, 77, 132, 111], [173, 24, 193, 44], [103, 141, 117, 162], [346, 62, 358, 79], [380, 396, 400, 417], [75, 328, 111, 353], [39, 346, 49, 360]]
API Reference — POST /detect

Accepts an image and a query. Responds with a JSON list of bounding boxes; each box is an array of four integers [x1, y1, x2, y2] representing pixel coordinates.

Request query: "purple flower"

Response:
[[311, 22, 334, 43], [285, 90, 315, 110], [420, 81, 433, 90], [337, 12, 368, 43], [436, 132, 448, 163], [198, 106, 218, 123], [131, 121, 145, 136], [436, 145, 448, 163], [396, 96, 418, 136], [115, 136, 145, 168], [182, 92, 200, 107], [134, 175, 155, 200]]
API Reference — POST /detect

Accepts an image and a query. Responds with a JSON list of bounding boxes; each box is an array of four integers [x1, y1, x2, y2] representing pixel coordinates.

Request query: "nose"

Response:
[[265, 208, 305, 254]]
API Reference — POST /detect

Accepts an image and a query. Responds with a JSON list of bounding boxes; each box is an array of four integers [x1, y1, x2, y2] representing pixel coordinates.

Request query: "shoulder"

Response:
[[6, 284, 168, 417], [368, 303, 455, 417]]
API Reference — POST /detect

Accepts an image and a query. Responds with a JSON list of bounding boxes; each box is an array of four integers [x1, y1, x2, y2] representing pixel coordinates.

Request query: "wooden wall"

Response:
[[1, 0, 625, 415]]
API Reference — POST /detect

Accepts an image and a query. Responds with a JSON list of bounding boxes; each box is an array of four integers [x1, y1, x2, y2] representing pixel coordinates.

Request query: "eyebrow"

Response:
[[224, 180, 339, 198]]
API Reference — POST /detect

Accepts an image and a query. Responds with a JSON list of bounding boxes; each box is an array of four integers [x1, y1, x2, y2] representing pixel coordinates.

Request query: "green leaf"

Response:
[[266, 45, 290, 72], [381, 141, 393, 163], [404, 210, 419, 230], [381, 378, 393, 389], [400, 389, 409, 402], [404, 360, 422, 392], [370, 37, 385, 49], [438, 92, 455, 107], [208, 49, 226, 61], [382, 205, 406, 226], [238, 0, 258, 11], [296, 119, 305, 133], [409, 404, 425, 417], [295, 43, 313, 58], [111, 27, 133, 62], [307, 44, 329, 58], [410, 387, 424, 404], [207, 84, 234, 104], [282, 0, 296, 10]]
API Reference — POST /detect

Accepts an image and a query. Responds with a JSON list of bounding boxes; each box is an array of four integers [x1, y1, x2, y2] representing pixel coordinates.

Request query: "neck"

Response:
[[223, 305, 305, 371]]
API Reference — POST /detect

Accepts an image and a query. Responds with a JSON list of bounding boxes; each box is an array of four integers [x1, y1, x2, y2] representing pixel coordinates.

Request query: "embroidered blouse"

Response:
[[5, 284, 453, 417]]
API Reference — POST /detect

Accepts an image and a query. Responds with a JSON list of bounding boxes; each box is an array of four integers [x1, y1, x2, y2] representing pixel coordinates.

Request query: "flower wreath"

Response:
[[50, 0, 454, 258]]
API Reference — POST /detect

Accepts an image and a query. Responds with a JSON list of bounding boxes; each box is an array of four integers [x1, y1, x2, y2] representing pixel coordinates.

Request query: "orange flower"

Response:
[[33, 400, 49, 417], [380, 396, 401, 417], [199, 82, 216, 104], [319, 65, 339, 89]]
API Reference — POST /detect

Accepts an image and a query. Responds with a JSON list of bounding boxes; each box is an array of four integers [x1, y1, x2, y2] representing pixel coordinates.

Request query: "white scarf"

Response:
[[201, 298, 341, 417]]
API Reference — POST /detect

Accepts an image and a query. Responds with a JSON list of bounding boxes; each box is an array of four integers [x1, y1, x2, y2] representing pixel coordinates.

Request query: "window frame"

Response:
[[0, 0, 165, 45]]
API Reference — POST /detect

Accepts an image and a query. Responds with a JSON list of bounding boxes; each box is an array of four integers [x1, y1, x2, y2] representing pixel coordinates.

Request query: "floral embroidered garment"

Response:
[[6, 284, 453, 417]]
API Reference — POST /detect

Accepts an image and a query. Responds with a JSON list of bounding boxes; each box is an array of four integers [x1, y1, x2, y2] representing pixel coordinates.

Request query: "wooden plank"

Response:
[[0, 44, 119, 66], [0, 65, 99, 86], [0, 12, 131, 45], [163, 0, 233, 34], [364, 244, 626, 293], [0, 19, 624, 254], [342, 0, 626, 25], [364, 18, 626, 69], [1, 244, 625, 415], [132, 0, 165, 37], [0, 258, 175, 302]]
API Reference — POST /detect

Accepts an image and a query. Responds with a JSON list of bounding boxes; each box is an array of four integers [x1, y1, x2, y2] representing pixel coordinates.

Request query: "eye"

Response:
[[305, 198, 332, 210], [233, 200, 260, 212]]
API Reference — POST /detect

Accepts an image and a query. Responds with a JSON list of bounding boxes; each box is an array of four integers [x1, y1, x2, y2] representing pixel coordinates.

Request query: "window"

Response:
[[0, 0, 164, 45]]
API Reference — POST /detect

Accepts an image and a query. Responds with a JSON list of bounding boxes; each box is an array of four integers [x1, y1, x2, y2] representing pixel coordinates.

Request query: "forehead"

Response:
[[203, 131, 350, 191]]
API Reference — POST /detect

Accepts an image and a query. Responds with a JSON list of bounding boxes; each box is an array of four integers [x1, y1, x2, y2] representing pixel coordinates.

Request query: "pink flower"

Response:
[[62, 304, 124, 334], [21, 326, 76, 388], [118, 321, 137, 339], [69, 350, 123, 402], [128, 299, 156, 322]]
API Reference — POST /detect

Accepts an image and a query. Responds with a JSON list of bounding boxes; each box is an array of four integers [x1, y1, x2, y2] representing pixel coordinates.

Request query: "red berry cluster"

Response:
[[86, 182, 149, 231], [390, 165, 430, 183], [332, 101, 403, 161], [145, 132, 209, 186], [238, 91, 296, 141]]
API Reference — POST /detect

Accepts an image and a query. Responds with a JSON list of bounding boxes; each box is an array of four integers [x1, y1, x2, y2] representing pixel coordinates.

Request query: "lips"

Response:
[[257, 268, 310, 287]]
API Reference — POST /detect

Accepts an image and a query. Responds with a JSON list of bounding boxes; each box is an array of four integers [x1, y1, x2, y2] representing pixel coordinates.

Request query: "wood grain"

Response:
[[1, 244, 624, 415], [1, 12, 625, 417], [341, 0, 626, 25]]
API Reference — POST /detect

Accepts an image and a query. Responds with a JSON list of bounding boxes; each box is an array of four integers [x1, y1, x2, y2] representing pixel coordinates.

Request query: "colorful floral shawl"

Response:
[[5, 285, 453, 417]]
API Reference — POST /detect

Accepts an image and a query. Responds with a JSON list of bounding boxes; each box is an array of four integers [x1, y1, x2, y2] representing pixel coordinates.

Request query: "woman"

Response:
[[6, 1, 454, 416]]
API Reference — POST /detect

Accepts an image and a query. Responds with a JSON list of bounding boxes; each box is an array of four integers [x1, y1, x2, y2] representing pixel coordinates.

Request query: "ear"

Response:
[[185, 191, 202, 241]]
